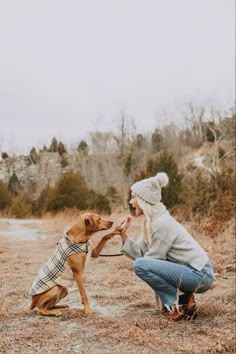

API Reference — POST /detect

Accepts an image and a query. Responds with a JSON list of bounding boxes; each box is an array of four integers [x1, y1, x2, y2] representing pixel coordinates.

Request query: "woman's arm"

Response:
[[120, 235, 147, 260], [119, 216, 147, 260]]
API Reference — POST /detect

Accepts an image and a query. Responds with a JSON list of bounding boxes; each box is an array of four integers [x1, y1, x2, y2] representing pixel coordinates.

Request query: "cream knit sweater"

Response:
[[121, 210, 209, 271]]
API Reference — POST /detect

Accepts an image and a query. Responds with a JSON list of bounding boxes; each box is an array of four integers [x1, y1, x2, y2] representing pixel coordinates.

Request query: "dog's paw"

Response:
[[53, 303, 70, 309], [84, 307, 92, 316], [37, 309, 62, 316]]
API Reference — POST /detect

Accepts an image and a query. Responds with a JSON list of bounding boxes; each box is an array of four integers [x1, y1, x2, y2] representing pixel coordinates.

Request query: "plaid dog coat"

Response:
[[29, 232, 90, 296]]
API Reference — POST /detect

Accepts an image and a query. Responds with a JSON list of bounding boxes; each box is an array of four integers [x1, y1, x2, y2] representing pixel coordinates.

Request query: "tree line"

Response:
[[0, 103, 235, 238]]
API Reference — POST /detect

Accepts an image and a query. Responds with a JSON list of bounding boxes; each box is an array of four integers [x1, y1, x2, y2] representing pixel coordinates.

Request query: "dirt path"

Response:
[[0, 216, 235, 353]]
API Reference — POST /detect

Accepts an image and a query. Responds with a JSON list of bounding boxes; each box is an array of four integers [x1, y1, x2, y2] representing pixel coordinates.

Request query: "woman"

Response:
[[119, 172, 214, 321]]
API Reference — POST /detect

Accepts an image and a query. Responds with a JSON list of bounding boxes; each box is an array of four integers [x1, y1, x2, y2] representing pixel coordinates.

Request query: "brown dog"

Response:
[[29, 213, 118, 316]]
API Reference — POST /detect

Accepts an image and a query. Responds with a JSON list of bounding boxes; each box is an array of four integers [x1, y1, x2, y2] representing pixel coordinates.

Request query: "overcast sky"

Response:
[[0, 0, 234, 154]]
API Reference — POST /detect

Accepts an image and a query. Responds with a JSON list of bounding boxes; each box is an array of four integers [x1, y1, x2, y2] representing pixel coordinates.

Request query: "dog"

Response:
[[29, 213, 119, 316]]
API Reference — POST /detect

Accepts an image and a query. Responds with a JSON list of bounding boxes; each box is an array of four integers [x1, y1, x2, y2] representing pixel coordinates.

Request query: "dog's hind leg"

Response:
[[36, 285, 69, 316], [49, 285, 69, 309]]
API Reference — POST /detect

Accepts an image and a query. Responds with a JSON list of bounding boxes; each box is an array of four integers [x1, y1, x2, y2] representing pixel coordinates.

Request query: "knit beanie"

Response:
[[131, 172, 169, 205]]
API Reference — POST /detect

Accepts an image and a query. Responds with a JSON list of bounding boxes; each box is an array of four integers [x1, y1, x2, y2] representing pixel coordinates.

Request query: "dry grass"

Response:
[[0, 213, 235, 353]]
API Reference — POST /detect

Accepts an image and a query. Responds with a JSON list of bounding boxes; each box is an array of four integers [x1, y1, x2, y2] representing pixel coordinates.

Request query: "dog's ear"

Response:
[[84, 215, 94, 227]]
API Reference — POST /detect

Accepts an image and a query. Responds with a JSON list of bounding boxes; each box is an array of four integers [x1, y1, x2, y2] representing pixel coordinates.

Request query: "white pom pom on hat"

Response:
[[156, 172, 169, 188], [131, 171, 169, 205]]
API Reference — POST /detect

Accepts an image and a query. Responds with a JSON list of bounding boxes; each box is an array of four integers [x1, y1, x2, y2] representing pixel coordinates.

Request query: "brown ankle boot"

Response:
[[185, 293, 197, 320], [162, 305, 186, 321], [178, 293, 197, 320], [186, 293, 196, 310]]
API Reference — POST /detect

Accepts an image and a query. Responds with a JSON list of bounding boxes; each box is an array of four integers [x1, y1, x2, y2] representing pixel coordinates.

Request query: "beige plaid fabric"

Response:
[[29, 233, 90, 296]]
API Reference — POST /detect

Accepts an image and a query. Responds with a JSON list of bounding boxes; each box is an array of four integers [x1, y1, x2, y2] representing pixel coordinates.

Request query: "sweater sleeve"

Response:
[[120, 235, 148, 260], [145, 227, 171, 259]]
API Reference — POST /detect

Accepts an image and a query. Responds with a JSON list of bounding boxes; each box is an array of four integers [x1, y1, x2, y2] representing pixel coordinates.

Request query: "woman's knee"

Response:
[[133, 257, 148, 275], [196, 275, 214, 293]]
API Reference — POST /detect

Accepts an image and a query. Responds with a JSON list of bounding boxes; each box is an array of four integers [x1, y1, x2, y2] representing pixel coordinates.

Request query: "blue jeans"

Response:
[[133, 257, 214, 307]]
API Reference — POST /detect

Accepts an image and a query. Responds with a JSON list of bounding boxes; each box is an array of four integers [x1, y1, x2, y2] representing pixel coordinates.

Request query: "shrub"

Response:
[[48, 172, 90, 211], [106, 186, 119, 203], [183, 173, 215, 215], [36, 186, 55, 215], [0, 181, 12, 210], [89, 190, 111, 214], [36, 173, 112, 214], [180, 170, 235, 236], [9, 195, 32, 218]]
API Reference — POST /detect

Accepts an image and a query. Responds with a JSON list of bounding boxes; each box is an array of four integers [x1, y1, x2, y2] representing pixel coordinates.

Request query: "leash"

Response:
[[99, 253, 124, 257]]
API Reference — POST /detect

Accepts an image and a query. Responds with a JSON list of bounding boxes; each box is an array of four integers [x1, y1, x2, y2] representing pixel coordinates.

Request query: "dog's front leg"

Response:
[[73, 270, 91, 315], [68, 254, 91, 315]]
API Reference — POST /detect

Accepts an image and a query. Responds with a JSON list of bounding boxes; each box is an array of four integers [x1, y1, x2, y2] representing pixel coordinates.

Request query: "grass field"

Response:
[[0, 213, 235, 353]]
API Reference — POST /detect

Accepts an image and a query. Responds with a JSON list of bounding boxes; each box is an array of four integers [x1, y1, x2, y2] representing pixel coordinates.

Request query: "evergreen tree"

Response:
[[58, 141, 66, 156], [29, 147, 38, 164], [49, 137, 58, 152], [132, 150, 182, 208], [78, 140, 89, 155], [1, 152, 9, 160], [8, 173, 21, 196], [151, 128, 164, 152]]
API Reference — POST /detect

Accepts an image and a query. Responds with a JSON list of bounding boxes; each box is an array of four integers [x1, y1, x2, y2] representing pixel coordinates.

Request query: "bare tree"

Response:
[[89, 131, 117, 154], [207, 119, 235, 176], [183, 102, 206, 144], [112, 108, 137, 156]]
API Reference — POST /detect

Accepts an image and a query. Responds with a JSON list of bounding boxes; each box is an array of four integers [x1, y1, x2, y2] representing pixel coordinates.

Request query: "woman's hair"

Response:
[[136, 197, 166, 244], [136, 197, 153, 244], [131, 172, 169, 244]]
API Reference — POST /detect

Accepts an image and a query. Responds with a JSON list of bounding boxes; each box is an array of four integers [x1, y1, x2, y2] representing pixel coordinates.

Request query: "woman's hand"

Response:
[[119, 216, 132, 243], [119, 216, 132, 232]]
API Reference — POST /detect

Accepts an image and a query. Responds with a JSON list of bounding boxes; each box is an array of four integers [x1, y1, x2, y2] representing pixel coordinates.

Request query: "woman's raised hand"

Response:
[[119, 216, 132, 232]]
